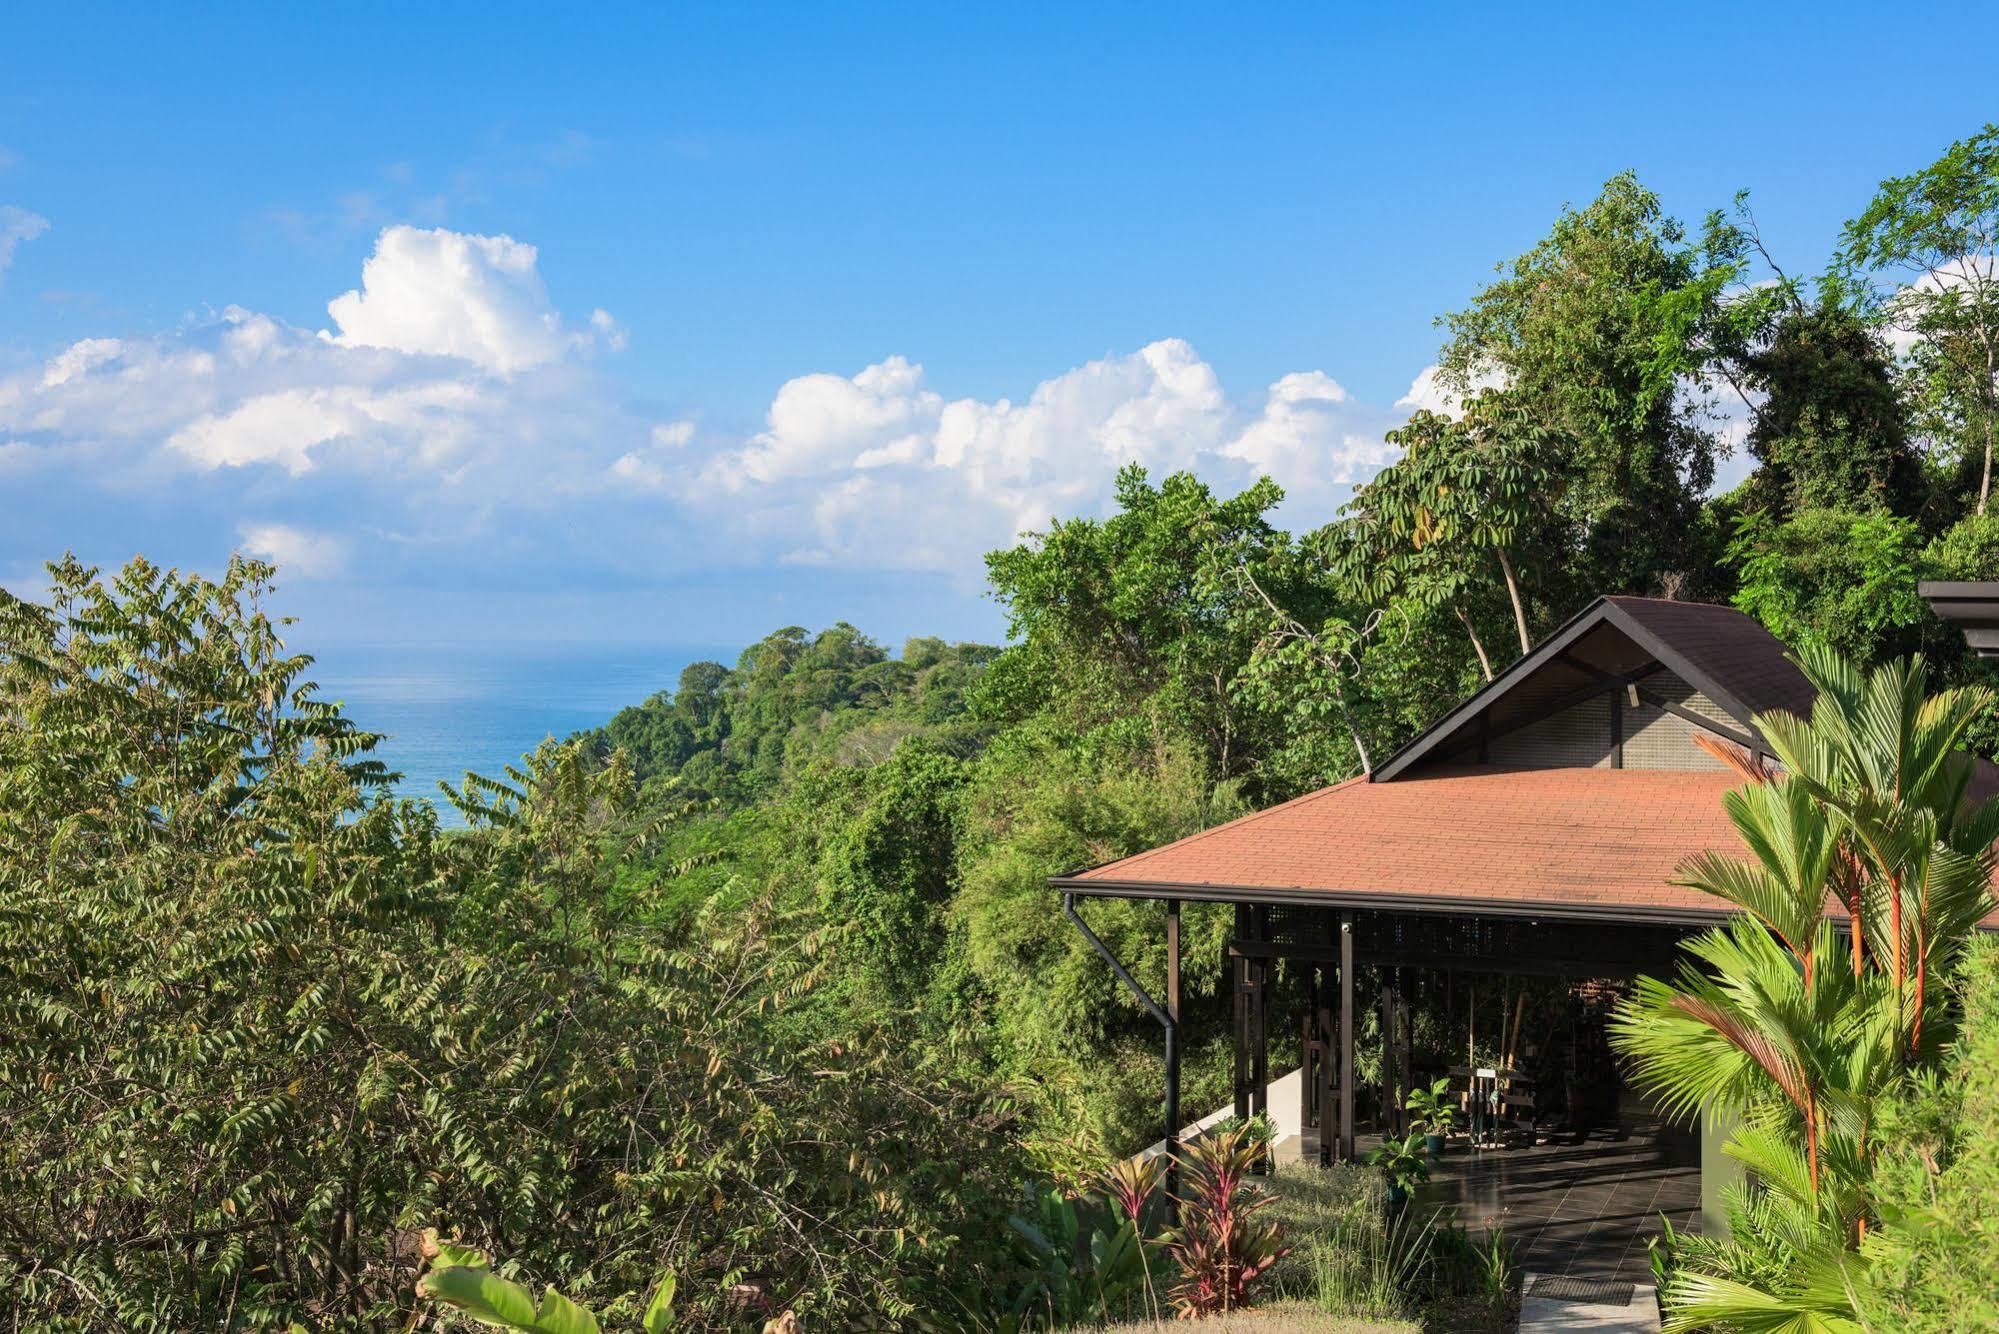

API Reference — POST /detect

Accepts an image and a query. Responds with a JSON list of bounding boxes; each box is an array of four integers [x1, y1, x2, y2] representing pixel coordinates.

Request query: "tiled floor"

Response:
[[1296, 1121, 1702, 1283], [1410, 1122, 1701, 1282]]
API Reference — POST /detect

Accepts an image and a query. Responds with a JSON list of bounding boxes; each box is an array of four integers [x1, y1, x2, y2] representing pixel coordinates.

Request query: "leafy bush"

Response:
[[1858, 937, 1999, 1331], [0, 557, 1024, 1330], [1164, 1124, 1291, 1316]]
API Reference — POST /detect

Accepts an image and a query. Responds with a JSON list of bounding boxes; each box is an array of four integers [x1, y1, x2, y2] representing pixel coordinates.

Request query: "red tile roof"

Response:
[[1063, 765, 1999, 926]]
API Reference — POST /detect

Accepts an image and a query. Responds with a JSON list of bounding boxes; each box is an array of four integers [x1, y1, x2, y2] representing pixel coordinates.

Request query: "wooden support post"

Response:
[[1397, 965, 1416, 1130], [1233, 907, 1250, 1124], [1247, 908, 1263, 1128], [1379, 975, 1394, 1135], [1164, 898, 1182, 1203], [1609, 686, 1624, 769], [1339, 911, 1356, 1161], [1317, 967, 1335, 1167], [1249, 906, 1270, 1173], [1302, 960, 1319, 1132]]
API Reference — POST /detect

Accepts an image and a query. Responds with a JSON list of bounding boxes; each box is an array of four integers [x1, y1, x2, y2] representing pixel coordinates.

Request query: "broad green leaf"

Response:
[[642, 1273, 677, 1333], [417, 1265, 543, 1329]]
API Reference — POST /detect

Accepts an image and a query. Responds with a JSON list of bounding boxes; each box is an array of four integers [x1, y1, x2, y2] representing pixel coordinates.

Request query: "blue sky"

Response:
[[3, 3, 1993, 651]]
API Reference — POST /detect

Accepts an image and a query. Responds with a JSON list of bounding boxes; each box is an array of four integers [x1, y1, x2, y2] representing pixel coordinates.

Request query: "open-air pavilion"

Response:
[[1058, 594, 1998, 1283]]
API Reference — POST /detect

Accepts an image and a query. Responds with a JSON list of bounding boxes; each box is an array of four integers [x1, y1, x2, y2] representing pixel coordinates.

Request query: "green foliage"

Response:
[[981, 465, 1307, 794], [991, 1180, 1159, 1327], [1343, 390, 1569, 660], [1363, 1134, 1432, 1195], [1858, 939, 1999, 1331], [1437, 171, 1767, 590], [0, 557, 1026, 1330], [952, 737, 1240, 1155], [815, 737, 967, 1002], [1611, 648, 1999, 1331], [1164, 1125, 1292, 1317], [592, 624, 995, 802], [1737, 301, 1927, 520], [1836, 122, 1999, 516], [414, 1232, 690, 1333], [415, 1229, 661, 1334], [1404, 1078, 1458, 1138], [1728, 507, 1930, 663]]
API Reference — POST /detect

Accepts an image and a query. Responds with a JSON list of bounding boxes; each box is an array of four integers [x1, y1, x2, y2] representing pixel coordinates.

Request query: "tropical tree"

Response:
[[1732, 301, 1929, 521], [1436, 171, 1763, 591], [1836, 123, 1999, 515], [1340, 390, 1566, 667], [1612, 648, 1999, 1330], [0, 555, 1027, 1329]]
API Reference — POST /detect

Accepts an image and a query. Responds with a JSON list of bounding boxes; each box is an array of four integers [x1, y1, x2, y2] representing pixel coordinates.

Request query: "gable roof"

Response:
[[1058, 594, 1999, 927], [1372, 596, 1812, 781], [1059, 766, 1746, 924]]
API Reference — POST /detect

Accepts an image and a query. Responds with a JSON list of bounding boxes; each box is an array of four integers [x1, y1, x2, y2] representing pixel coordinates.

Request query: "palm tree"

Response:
[[1758, 648, 1999, 1054], [1611, 649, 1997, 1330]]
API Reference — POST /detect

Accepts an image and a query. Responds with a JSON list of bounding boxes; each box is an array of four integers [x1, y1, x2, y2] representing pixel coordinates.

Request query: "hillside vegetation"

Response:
[[7, 126, 1999, 1329]]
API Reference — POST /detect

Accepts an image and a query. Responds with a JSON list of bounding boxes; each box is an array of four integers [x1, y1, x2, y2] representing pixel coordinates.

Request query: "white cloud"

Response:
[[2, 228, 623, 493], [608, 419, 698, 490], [325, 225, 612, 373], [1394, 363, 1506, 419], [1222, 371, 1398, 488], [686, 339, 1401, 571], [0, 205, 50, 279], [237, 522, 350, 578], [2, 224, 1420, 586]]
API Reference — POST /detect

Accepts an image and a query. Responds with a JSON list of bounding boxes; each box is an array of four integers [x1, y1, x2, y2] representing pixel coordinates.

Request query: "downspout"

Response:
[[1065, 892, 1180, 1214]]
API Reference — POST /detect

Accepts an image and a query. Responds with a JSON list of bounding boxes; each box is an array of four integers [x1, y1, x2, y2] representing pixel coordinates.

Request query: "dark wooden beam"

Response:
[[1633, 687, 1761, 754], [1164, 898, 1181, 1202], [1229, 937, 1680, 980], [1609, 685, 1624, 769], [1249, 906, 1269, 1171], [1338, 911, 1356, 1161]]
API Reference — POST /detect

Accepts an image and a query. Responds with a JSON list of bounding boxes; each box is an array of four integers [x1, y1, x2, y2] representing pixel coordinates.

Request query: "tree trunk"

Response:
[[1495, 546, 1531, 656], [1332, 673, 1373, 776], [1981, 342, 1995, 515], [1455, 605, 1495, 682]]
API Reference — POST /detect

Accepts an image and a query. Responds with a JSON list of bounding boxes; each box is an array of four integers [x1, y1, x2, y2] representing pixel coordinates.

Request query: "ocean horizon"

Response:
[[308, 639, 730, 824]]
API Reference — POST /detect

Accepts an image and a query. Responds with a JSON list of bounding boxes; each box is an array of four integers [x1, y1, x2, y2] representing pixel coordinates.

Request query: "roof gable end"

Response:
[[1372, 597, 1807, 782]]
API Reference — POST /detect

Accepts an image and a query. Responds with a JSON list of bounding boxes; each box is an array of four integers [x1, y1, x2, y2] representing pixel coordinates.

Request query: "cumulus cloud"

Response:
[[1223, 371, 1399, 485], [2, 227, 623, 490], [325, 225, 611, 373], [0, 205, 50, 279], [4, 224, 1417, 588], [680, 339, 1400, 571], [1395, 363, 1506, 419], [237, 522, 350, 578]]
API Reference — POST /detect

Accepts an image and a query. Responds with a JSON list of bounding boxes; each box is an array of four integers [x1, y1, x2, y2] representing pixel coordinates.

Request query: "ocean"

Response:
[[308, 640, 727, 825]]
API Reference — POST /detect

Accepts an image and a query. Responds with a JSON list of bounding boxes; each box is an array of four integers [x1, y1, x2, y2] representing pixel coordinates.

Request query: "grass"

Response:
[[1259, 1162, 1428, 1323], [1256, 1160, 1519, 1333], [1094, 1304, 1417, 1333]]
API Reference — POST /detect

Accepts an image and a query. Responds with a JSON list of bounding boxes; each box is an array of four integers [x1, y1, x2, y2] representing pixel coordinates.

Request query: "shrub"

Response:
[[1858, 937, 1999, 1331], [1165, 1124, 1291, 1316], [0, 557, 1024, 1329]]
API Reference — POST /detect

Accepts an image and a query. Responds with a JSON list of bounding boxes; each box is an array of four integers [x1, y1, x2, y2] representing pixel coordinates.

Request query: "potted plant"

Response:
[[1365, 1131, 1431, 1209], [1406, 1077, 1458, 1157]]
